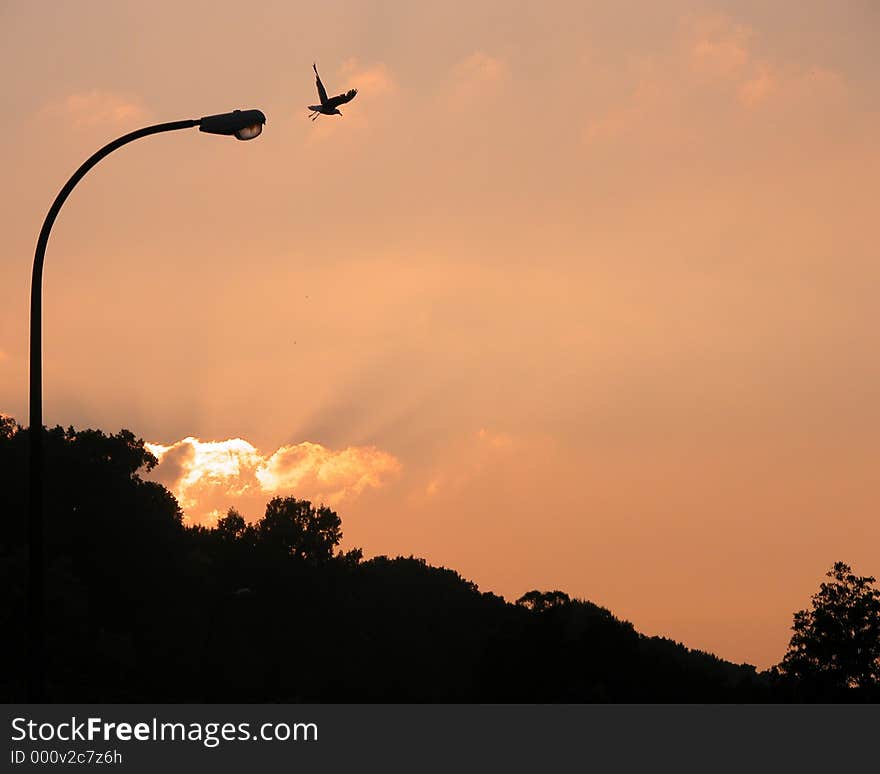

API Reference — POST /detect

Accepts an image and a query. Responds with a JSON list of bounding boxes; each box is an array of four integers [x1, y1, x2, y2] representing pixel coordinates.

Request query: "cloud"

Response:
[[256, 442, 401, 499], [455, 52, 507, 84], [686, 13, 753, 78], [339, 59, 397, 98], [583, 13, 847, 145], [583, 74, 657, 144], [477, 427, 515, 451], [738, 64, 846, 109], [145, 435, 401, 524], [415, 428, 519, 500], [737, 65, 775, 106], [47, 89, 150, 130], [684, 13, 847, 109], [446, 52, 508, 104]]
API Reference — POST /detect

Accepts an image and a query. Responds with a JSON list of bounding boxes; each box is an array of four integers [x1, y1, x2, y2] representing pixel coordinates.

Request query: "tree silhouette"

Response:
[[516, 589, 571, 612], [779, 562, 880, 691], [216, 508, 248, 541], [0, 414, 17, 440], [256, 496, 342, 563], [0, 416, 789, 702]]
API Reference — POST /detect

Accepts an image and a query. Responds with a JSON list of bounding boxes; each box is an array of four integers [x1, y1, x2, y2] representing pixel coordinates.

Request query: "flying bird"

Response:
[[308, 63, 357, 120]]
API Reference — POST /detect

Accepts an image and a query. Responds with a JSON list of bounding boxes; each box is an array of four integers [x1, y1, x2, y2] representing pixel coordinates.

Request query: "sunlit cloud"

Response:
[[255, 442, 399, 497], [145, 435, 400, 524], [46, 89, 150, 129]]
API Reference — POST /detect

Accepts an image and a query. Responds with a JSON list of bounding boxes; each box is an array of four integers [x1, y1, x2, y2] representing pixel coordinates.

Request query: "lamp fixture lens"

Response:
[[235, 124, 263, 141]]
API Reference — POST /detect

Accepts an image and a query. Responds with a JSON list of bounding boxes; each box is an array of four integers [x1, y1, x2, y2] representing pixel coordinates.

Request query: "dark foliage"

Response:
[[1, 420, 871, 702], [773, 562, 880, 700]]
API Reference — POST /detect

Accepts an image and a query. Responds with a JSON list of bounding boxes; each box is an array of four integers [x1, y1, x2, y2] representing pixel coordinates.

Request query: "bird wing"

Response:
[[326, 88, 358, 109], [313, 63, 329, 105]]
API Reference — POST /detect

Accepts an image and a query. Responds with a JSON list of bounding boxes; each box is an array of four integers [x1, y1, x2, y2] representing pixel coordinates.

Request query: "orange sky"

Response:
[[1, 1, 878, 668]]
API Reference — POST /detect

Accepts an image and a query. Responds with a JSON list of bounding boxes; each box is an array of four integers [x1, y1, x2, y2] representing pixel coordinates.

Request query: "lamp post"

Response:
[[28, 108, 266, 701]]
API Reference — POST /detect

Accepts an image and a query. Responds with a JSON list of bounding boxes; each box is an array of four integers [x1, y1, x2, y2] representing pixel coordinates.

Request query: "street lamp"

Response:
[[200, 109, 266, 140], [27, 108, 267, 701]]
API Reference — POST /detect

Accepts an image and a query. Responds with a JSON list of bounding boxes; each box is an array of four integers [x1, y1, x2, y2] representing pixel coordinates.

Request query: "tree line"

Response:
[[1, 417, 877, 701]]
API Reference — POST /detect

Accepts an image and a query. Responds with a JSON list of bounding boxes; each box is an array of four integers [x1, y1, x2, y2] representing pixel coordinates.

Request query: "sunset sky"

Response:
[[1, 1, 878, 668]]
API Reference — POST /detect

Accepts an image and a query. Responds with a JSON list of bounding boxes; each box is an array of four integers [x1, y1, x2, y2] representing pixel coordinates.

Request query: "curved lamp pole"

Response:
[[28, 108, 267, 701]]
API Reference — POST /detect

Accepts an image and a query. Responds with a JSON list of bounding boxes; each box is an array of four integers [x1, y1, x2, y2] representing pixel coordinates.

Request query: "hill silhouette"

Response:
[[0, 418, 875, 702]]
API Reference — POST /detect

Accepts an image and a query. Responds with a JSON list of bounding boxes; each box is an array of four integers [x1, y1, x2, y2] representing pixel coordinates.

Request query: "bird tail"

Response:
[[307, 105, 321, 112]]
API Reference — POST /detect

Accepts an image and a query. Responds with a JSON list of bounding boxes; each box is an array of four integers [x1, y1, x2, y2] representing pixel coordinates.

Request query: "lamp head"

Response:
[[199, 109, 266, 140]]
